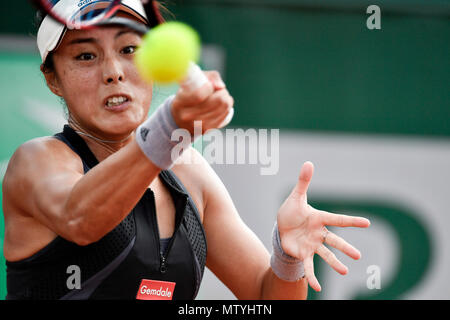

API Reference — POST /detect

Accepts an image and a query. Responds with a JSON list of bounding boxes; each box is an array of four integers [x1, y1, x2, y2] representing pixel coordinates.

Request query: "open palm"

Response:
[[277, 161, 370, 292]]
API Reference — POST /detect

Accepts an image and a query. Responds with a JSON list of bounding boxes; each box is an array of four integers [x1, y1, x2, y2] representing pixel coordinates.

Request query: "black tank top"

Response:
[[5, 125, 207, 300]]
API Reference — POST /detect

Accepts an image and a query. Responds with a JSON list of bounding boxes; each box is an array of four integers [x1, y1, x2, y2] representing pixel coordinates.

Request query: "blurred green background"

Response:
[[0, 0, 449, 300]]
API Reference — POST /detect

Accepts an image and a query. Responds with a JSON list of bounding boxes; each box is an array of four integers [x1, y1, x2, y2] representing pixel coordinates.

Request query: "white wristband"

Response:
[[270, 222, 305, 282], [135, 95, 181, 169]]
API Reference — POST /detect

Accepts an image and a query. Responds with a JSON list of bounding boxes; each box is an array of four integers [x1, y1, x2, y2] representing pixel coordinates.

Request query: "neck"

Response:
[[68, 117, 134, 161]]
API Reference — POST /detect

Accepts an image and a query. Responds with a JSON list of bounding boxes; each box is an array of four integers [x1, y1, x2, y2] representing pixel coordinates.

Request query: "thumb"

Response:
[[292, 161, 314, 197]]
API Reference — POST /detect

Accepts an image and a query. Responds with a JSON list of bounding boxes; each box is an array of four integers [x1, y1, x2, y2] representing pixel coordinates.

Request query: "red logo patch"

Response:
[[136, 279, 176, 300]]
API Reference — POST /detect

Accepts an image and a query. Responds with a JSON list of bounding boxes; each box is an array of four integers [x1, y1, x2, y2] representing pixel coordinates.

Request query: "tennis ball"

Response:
[[135, 21, 201, 84]]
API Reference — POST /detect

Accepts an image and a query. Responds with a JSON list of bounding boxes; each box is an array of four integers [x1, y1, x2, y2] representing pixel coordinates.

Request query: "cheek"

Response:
[[134, 84, 153, 122], [128, 66, 153, 111], [139, 82, 153, 109], [59, 67, 99, 105]]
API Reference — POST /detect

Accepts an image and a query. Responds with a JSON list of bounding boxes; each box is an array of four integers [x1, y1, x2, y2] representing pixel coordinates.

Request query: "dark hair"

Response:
[[41, 53, 55, 73]]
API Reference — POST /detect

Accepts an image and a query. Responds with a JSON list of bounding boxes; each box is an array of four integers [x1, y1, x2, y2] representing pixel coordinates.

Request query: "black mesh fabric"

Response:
[[183, 203, 207, 278], [22, 212, 136, 299], [159, 170, 207, 281]]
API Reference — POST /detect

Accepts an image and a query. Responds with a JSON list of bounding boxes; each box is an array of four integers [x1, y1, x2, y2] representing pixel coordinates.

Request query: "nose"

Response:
[[102, 55, 124, 84]]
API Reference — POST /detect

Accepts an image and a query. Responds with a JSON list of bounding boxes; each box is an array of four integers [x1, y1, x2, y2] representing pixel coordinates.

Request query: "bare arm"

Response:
[[3, 137, 160, 246], [198, 151, 370, 299], [192, 148, 306, 299]]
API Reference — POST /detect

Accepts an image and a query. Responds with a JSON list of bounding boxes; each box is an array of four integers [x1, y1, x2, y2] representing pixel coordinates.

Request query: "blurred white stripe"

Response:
[[0, 159, 9, 181], [21, 98, 66, 133]]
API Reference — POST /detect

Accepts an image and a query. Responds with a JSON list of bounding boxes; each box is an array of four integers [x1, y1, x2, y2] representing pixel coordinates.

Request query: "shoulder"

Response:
[[3, 136, 83, 203], [170, 146, 232, 222], [170, 146, 219, 221], [171, 145, 219, 187], [5, 136, 83, 177]]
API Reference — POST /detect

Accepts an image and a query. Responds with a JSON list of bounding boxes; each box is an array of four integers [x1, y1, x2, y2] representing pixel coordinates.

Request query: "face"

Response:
[[46, 24, 153, 139]]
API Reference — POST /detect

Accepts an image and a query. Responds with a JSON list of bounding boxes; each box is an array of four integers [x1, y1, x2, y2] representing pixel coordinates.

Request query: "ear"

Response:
[[40, 65, 63, 97]]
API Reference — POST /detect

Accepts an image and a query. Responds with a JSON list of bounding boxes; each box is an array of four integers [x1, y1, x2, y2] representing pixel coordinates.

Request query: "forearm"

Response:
[[64, 140, 159, 244], [260, 268, 308, 300]]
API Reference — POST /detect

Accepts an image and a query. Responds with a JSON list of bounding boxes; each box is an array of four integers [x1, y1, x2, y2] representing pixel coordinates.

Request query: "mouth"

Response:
[[104, 94, 131, 111]]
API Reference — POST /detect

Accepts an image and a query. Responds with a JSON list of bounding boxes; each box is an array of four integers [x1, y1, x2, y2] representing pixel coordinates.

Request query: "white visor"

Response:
[[37, 0, 149, 63]]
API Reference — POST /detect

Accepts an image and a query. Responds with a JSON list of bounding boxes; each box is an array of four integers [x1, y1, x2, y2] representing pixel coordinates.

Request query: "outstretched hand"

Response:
[[277, 161, 370, 292]]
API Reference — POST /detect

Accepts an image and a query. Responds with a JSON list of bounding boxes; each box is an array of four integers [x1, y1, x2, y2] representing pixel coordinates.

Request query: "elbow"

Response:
[[72, 237, 92, 247], [65, 213, 102, 246], [73, 233, 95, 246], [66, 219, 97, 246], [63, 200, 102, 246]]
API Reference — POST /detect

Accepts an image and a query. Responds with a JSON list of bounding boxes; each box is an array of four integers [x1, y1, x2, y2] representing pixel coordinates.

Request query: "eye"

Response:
[[76, 53, 96, 61], [121, 45, 137, 54]]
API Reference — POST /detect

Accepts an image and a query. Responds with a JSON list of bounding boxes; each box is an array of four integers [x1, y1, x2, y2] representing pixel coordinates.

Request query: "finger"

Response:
[[325, 231, 362, 260], [304, 257, 321, 292], [317, 210, 371, 228], [201, 106, 229, 122], [292, 161, 314, 197], [204, 70, 226, 90], [218, 108, 234, 128], [210, 107, 234, 130], [202, 106, 234, 132], [194, 89, 233, 115], [180, 90, 233, 132], [176, 80, 214, 106], [316, 245, 348, 275]]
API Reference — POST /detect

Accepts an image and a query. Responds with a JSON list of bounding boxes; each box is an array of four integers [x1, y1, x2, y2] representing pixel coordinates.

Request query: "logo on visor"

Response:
[[78, 0, 95, 8]]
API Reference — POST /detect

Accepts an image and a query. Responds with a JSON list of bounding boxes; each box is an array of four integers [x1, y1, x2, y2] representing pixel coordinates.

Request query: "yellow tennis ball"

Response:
[[135, 21, 201, 84]]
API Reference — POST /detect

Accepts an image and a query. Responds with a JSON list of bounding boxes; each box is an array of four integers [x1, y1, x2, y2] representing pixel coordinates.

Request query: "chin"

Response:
[[94, 118, 140, 140]]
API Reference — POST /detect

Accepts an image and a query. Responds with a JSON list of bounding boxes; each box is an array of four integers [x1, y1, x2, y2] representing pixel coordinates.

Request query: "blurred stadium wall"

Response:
[[0, 0, 449, 300]]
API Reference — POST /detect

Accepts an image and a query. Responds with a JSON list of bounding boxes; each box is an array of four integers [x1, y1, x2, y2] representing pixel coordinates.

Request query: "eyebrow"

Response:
[[68, 37, 96, 45], [67, 29, 140, 45], [115, 29, 141, 39]]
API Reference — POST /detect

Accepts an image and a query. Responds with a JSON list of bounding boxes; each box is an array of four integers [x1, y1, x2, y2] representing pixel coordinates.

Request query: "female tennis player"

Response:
[[2, 0, 370, 300]]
